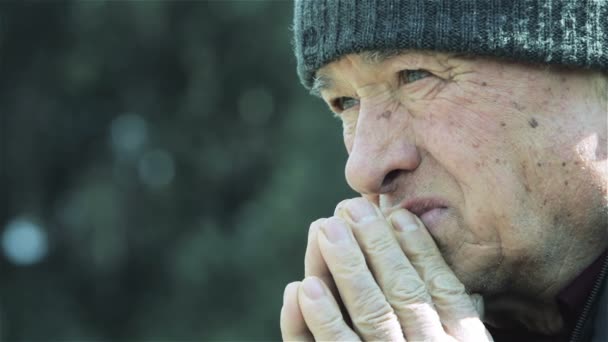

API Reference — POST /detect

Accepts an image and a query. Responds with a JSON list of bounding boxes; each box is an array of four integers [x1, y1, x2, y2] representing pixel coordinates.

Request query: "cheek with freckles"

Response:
[[406, 84, 535, 258], [410, 89, 520, 187]]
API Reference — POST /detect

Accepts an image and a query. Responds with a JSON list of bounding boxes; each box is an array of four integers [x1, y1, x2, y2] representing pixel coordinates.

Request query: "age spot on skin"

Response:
[[377, 110, 392, 120], [528, 117, 539, 128], [481, 81, 487, 86], [512, 101, 526, 112], [500, 122, 506, 127]]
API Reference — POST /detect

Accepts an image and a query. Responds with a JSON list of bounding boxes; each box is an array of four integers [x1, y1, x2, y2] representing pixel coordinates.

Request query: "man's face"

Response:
[[317, 52, 607, 297]]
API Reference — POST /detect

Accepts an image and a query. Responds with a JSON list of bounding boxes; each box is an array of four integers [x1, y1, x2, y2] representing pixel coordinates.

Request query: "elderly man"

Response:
[[280, 1, 607, 341]]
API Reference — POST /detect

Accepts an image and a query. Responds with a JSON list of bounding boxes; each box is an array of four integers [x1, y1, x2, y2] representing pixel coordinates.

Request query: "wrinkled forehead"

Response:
[[310, 51, 401, 94], [313, 50, 607, 107], [311, 50, 473, 96]]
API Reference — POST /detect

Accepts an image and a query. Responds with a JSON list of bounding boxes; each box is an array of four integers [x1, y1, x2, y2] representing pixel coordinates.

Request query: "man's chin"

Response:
[[447, 261, 506, 297]]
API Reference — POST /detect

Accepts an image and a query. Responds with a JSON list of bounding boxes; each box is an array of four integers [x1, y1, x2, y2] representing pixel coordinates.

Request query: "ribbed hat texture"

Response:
[[293, 0, 608, 90]]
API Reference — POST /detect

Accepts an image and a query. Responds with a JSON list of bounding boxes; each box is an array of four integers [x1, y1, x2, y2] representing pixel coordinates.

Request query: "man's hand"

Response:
[[280, 198, 491, 341]]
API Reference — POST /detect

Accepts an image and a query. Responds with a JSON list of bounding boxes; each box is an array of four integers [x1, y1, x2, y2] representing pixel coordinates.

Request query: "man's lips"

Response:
[[402, 197, 450, 218], [382, 197, 450, 232]]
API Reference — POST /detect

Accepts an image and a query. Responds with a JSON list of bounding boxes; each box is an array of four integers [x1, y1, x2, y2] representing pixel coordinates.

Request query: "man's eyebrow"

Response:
[[310, 49, 405, 97], [361, 49, 403, 64], [310, 74, 333, 97]]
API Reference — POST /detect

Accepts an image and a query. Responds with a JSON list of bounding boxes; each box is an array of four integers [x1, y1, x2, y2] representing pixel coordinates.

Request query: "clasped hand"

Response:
[[280, 198, 492, 341]]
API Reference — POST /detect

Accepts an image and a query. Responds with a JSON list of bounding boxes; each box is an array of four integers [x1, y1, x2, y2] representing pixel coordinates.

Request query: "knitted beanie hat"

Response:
[[293, 0, 608, 90]]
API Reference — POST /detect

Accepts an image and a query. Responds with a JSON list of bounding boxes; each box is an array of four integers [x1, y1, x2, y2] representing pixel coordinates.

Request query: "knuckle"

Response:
[[383, 255, 412, 278], [416, 262, 444, 280], [354, 285, 385, 310], [314, 312, 348, 336], [341, 271, 376, 295], [343, 273, 393, 317], [325, 216, 349, 228], [387, 277, 431, 306], [361, 232, 394, 256], [334, 199, 351, 215], [352, 294, 398, 336], [408, 243, 438, 262], [333, 329, 358, 342], [428, 273, 465, 295], [427, 273, 467, 304], [333, 250, 366, 275], [308, 218, 325, 239]]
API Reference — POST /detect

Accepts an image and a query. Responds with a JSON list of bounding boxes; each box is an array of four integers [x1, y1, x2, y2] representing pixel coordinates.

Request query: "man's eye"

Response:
[[399, 69, 432, 84], [331, 97, 359, 112]]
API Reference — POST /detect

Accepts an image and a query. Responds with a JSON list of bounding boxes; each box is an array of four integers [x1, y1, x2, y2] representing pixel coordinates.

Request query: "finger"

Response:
[[305, 218, 352, 327], [336, 198, 446, 341], [297, 276, 361, 342], [281, 282, 314, 342], [390, 209, 491, 341], [317, 217, 405, 341], [305, 219, 339, 299]]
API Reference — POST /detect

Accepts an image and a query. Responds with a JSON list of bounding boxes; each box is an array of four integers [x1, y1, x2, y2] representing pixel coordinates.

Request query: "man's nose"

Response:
[[344, 103, 420, 195]]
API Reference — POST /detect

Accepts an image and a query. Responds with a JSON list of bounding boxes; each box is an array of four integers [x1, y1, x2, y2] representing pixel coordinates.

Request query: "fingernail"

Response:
[[345, 199, 377, 223], [391, 210, 419, 232], [302, 277, 325, 300], [321, 218, 349, 243]]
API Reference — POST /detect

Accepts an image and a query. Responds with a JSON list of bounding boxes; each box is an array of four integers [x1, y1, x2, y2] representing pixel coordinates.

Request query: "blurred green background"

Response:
[[0, 1, 354, 340]]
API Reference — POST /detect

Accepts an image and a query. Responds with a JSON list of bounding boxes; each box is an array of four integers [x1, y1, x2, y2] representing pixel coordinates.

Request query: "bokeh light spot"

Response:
[[2, 218, 48, 266], [110, 113, 148, 158], [138, 149, 176, 188]]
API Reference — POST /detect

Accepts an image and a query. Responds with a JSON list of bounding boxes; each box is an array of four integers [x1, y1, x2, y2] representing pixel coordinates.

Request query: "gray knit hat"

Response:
[[293, 0, 608, 90]]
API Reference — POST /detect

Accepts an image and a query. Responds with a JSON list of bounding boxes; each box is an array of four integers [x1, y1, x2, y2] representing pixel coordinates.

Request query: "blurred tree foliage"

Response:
[[0, 1, 353, 340]]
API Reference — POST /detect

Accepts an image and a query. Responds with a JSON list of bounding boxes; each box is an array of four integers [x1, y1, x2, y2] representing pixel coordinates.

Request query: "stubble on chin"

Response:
[[436, 241, 508, 297]]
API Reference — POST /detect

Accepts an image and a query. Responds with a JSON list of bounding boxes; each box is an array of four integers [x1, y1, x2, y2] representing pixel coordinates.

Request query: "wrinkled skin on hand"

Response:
[[280, 198, 491, 341]]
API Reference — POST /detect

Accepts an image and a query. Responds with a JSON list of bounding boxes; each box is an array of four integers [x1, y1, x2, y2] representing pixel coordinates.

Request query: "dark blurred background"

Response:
[[0, 1, 353, 340]]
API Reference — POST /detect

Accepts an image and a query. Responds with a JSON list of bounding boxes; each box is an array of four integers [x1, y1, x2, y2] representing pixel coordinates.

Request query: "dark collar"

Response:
[[557, 250, 608, 334], [488, 250, 608, 342]]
